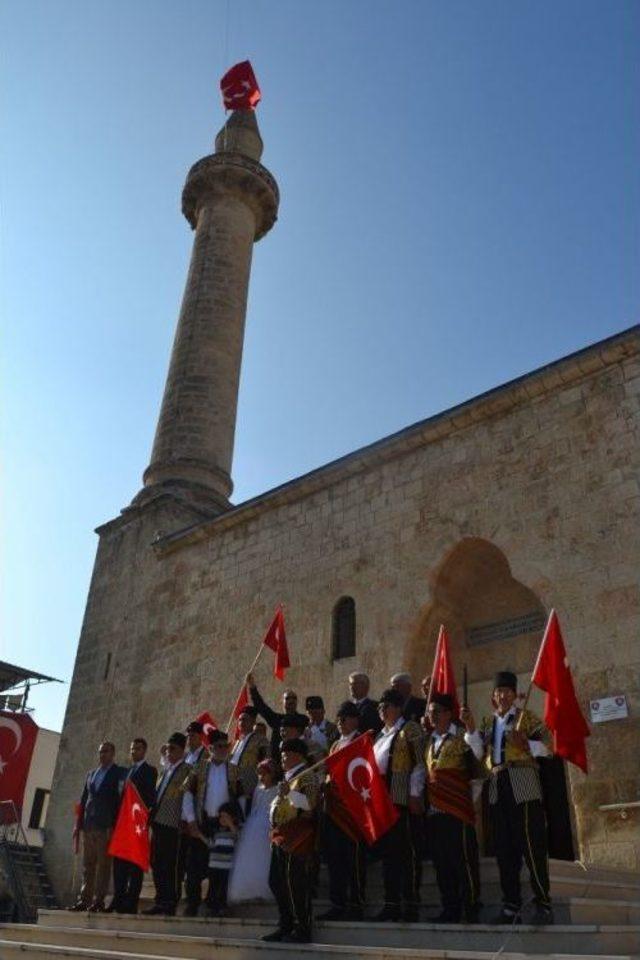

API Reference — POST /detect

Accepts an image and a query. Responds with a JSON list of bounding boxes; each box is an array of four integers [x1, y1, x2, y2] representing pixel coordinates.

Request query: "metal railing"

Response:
[[0, 800, 36, 922]]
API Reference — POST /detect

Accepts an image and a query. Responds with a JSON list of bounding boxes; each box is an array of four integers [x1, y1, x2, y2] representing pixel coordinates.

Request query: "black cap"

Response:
[[280, 713, 308, 733], [494, 671, 518, 692], [208, 729, 229, 745], [429, 693, 454, 711], [379, 688, 404, 708], [306, 695, 324, 710], [168, 732, 187, 748], [336, 700, 360, 719], [186, 721, 204, 734], [280, 737, 308, 758], [238, 705, 258, 719]]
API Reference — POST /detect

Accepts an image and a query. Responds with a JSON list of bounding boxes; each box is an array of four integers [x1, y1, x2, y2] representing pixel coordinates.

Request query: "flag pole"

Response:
[[463, 663, 468, 708], [225, 640, 267, 733], [426, 626, 443, 706], [515, 609, 553, 731]]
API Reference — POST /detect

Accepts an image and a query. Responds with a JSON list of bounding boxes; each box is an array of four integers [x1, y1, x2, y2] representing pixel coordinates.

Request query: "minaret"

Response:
[[136, 109, 279, 513]]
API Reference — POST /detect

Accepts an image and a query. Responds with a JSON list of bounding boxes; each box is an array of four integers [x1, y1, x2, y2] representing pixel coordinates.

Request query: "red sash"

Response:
[[428, 768, 475, 825]]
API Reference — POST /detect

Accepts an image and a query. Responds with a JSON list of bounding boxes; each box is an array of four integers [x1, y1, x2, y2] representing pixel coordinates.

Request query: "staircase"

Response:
[[0, 858, 638, 960], [0, 800, 58, 922]]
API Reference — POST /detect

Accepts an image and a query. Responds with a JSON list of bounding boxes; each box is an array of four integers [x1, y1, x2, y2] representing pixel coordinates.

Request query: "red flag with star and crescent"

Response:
[[531, 610, 590, 773], [0, 711, 39, 815], [107, 780, 150, 871], [262, 608, 290, 681], [195, 711, 218, 740], [429, 625, 460, 719], [220, 61, 261, 111], [324, 732, 398, 845]]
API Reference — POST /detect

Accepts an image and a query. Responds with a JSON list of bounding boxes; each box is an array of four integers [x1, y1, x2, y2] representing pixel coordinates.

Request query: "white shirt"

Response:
[[284, 761, 310, 811], [335, 730, 358, 750], [373, 718, 425, 797], [307, 720, 329, 750], [156, 761, 179, 801], [229, 734, 249, 766], [492, 708, 549, 763], [185, 746, 205, 767], [181, 762, 229, 823], [431, 723, 484, 762]]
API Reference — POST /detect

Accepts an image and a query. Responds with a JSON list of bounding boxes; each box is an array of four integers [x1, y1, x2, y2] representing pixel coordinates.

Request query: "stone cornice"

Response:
[[152, 324, 639, 556], [182, 153, 279, 240]]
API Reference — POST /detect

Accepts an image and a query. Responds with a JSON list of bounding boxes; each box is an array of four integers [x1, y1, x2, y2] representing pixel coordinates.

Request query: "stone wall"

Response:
[[44, 329, 640, 898]]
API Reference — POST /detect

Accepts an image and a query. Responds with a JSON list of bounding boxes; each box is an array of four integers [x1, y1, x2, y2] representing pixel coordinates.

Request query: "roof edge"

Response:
[[154, 323, 639, 556]]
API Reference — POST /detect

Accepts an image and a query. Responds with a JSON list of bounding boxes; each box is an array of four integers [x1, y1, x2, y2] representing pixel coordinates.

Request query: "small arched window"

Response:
[[332, 596, 356, 661]]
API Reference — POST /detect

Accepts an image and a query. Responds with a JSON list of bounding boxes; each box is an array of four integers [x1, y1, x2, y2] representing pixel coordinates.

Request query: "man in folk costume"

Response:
[[180, 720, 210, 915], [181, 729, 241, 916], [318, 701, 367, 921], [372, 688, 425, 922], [144, 732, 189, 916], [263, 738, 320, 944], [229, 704, 270, 806], [472, 670, 553, 925], [305, 695, 339, 756], [424, 694, 482, 923]]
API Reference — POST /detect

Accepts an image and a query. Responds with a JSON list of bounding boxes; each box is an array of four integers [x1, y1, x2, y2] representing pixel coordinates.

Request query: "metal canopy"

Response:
[[0, 661, 63, 693]]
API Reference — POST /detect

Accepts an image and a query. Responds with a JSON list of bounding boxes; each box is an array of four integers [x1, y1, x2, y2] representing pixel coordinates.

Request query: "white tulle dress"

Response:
[[227, 784, 278, 903]]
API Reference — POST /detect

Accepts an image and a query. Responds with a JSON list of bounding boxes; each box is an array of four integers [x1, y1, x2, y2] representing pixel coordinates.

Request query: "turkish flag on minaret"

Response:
[[324, 733, 398, 845], [429, 625, 460, 718], [262, 608, 290, 681], [531, 610, 590, 773], [220, 61, 261, 111], [108, 781, 150, 871]]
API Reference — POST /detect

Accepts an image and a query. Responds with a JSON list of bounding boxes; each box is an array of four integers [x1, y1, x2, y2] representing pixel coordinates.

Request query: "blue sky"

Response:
[[2, 1, 638, 731]]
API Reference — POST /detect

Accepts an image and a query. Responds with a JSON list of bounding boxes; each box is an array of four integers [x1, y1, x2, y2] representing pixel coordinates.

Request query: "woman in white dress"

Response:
[[228, 759, 278, 903]]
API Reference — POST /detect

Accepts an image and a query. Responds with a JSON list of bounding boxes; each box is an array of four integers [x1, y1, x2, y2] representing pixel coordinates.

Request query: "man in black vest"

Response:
[[70, 741, 125, 912], [107, 737, 157, 914]]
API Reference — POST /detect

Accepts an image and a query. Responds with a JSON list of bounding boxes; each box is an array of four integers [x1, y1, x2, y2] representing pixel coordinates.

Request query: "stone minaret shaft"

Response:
[[141, 110, 279, 512]]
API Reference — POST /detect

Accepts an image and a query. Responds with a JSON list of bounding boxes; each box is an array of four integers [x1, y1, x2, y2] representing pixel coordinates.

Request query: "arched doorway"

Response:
[[408, 537, 575, 860]]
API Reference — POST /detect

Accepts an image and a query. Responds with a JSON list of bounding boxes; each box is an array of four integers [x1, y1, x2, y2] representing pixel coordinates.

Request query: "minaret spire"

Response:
[[134, 105, 279, 513]]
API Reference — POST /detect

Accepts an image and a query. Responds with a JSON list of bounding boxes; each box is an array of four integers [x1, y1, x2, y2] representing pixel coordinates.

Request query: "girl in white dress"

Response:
[[228, 759, 278, 903]]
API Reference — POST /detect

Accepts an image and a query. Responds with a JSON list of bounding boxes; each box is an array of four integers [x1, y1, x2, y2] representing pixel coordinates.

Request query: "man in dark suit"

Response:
[[348, 671, 382, 734], [246, 671, 298, 757], [107, 737, 157, 914], [144, 732, 189, 916], [70, 741, 125, 912]]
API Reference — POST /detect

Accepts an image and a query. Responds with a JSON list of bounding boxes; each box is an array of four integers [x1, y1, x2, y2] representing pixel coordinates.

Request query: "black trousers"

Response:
[[323, 815, 366, 911], [428, 813, 480, 920], [268, 844, 313, 935], [491, 771, 551, 912], [112, 857, 144, 913], [372, 807, 418, 910], [207, 868, 230, 909], [184, 836, 209, 909], [150, 823, 184, 912]]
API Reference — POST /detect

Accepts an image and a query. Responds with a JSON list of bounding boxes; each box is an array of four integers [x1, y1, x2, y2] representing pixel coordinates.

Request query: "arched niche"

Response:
[[408, 537, 547, 685]]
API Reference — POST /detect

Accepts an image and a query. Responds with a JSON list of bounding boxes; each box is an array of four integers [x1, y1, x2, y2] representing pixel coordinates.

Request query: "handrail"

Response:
[[0, 800, 36, 921], [598, 800, 640, 812]]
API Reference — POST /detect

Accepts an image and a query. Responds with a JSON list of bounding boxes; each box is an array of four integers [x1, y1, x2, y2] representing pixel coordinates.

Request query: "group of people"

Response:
[[71, 667, 555, 942]]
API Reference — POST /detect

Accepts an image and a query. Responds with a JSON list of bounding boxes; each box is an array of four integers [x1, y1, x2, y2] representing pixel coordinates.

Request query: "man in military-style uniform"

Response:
[[372, 688, 425, 922], [318, 701, 367, 921], [263, 738, 320, 944], [229, 704, 270, 806], [471, 670, 553, 925], [181, 729, 241, 916], [424, 694, 482, 923]]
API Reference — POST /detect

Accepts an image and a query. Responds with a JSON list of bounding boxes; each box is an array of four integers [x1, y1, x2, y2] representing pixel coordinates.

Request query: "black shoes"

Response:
[[142, 905, 174, 916], [183, 904, 200, 917], [316, 906, 346, 921], [372, 905, 402, 922], [531, 905, 554, 926], [491, 909, 521, 925], [430, 910, 460, 923], [282, 928, 312, 943], [261, 928, 290, 942], [67, 901, 88, 912]]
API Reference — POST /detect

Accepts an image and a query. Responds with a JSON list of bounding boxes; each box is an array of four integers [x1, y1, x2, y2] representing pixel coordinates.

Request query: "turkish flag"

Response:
[[229, 684, 249, 722], [429, 625, 460, 718], [107, 781, 150, 871], [220, 61, 261, 111], [195, 711, 218, 740], [531, 610, 590, 773], [263, 608, 290, 681], [324, 733, 399, 845], [0, 711, 39, 815]]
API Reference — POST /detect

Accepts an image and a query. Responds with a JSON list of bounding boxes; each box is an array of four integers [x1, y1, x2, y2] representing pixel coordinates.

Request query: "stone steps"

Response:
[[6, 911, 639, 956]]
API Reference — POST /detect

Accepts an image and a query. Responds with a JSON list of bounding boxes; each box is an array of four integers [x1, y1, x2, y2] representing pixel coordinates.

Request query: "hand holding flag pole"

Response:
[[225, 606, 290, 733]]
